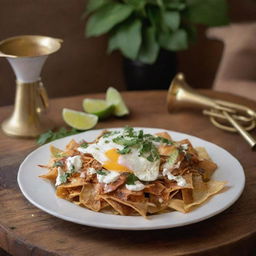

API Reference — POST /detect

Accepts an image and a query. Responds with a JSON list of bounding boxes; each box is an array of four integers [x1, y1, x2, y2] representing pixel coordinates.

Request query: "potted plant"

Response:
[[84, 0, 229, 90]]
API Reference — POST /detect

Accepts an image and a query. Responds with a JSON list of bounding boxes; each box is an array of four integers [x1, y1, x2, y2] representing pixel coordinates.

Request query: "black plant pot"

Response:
[[123, 50, 177, 91]]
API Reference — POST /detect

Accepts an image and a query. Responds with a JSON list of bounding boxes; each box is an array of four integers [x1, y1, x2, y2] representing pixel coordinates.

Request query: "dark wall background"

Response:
[[0, 0, 255, 106]]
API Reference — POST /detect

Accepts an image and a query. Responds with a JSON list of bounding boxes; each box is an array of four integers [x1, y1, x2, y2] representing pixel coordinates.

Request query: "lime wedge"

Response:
[[106, 87, 129, 116], [62, 108, 98, 130], [83, 98, 114, 119]]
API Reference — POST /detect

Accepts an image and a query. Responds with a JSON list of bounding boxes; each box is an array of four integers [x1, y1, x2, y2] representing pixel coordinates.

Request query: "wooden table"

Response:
[[0, 90, 255, 256]]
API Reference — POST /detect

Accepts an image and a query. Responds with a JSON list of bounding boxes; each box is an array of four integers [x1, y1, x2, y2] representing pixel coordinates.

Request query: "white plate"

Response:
[[18, 128, 245, 230]]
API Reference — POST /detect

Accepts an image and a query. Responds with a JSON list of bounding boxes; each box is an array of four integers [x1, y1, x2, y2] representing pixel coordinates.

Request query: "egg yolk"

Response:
[[103, 148, 133, 173]]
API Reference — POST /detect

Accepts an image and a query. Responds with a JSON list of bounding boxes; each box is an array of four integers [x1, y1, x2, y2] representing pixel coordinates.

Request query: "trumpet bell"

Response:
[[167, 73, 219, 113]]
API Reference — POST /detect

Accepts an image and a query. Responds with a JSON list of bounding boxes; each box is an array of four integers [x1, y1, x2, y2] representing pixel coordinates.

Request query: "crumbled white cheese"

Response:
[[66, 155, 82, 173], [87, 167, 97, 175], [55, 167, 65, 186]]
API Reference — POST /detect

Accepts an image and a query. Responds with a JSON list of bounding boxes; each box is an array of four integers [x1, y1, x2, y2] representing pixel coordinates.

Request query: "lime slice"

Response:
[[82, 98, 114, 119], [106, 87, 129, 116], [62, 108, 98, 130]]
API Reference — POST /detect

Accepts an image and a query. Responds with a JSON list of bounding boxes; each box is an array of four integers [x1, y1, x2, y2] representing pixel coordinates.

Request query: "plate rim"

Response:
[[17, 127, 245, 230]]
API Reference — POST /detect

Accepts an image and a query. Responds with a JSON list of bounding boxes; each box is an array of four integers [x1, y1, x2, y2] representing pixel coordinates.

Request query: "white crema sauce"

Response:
[[97, 171, 120, 184], [125, 180, 145, 191]]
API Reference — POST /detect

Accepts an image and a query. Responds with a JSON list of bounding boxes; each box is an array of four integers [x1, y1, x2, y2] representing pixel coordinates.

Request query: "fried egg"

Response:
[[77, 132, 160, 181]]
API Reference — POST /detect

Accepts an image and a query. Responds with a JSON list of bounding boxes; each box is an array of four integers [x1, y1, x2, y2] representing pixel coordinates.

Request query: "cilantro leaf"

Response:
[[117, 146, 131, 154], [37, 127, 80, 145], [126, 174, 139, 185], [53, 161, 64, 167], [80, 142, 88, 148], [59, 174, 68, 183], [123, 126, 135, 137], [37, 130, 54, 145], [97, 170, 107, 175]]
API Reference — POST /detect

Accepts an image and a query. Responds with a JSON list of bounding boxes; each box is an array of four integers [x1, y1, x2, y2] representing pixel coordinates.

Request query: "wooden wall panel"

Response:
[[0, 0, 255, 106]]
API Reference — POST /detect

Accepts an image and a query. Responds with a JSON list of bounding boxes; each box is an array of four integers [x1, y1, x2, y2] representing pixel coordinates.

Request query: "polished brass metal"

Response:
[[0, 35, 63, 57], [0, 35, 63, 138], [167, 73, 256, 149], [1, 80, 53, 137]]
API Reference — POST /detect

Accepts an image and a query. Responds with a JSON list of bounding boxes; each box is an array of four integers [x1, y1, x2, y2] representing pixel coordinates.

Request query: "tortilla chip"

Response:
[[39, 167, 58, 181], [66, 139, 79, 150], [101, 196, 135, 216], [80, 184, 102, 211], [195, 147, 211, 161], [50, 145, 63, 157], [144, 181, 165, 195], [158, 145, 177, 156], [148, 190, 179, 214], [168, 199, 187, 213], [155, 132, 172, 140], [169, 175, 226, 213], [104, 196, 148, 218], [198, 159, 217, 181], [181, 188, 193, 204]]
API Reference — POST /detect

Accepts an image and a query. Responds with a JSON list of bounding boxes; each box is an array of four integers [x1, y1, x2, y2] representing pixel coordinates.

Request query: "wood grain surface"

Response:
[[0, 90, 255, 256]]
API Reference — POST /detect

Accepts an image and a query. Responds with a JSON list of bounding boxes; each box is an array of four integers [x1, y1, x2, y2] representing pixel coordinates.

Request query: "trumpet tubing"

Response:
[[167, 73, 256, 149]]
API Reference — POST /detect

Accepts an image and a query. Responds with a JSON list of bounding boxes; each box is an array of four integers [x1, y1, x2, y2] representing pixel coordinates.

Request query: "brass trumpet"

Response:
[[167, 73, 256, 150]]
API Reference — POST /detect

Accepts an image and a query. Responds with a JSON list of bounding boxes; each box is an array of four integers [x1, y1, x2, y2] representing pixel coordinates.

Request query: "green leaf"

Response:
[[80, 142, 88, 148], [126, 174, 139, 185], [124, 0, 146, 10], [165, 0, 186, 10], [186, 0, 229, 26], [183, 23, 197, 43], [86, 3, 133, 37], [156, 0, 164, 8], [162, 11, 180, 31], [159, 29, 188, 51], [97, 170, 107, 175], [37, 130, 53, 145], [59, 174, 68, 184], [37, 127, 80, 145], [138, 26, 159, 64], [117, 146, 132, 154], [108, 19, 142, 60], [147, 6, 162, 29], [86, 0, 110, 14], [53, 161, 64, 167]]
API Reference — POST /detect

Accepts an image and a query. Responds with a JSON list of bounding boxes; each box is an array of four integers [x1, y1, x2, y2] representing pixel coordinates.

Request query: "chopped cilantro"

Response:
[[117, 146, 131, 154], [104, 140, 110, 143], [53, 161, 64, 167], [103, 130, 119, 138], [147, 155, 154, 162], [126, 174, 139, 185], [80, 142, 88, 148], [59, 174, 68, 183], [123, 126, 135, 137], [97, 170, 107, 175], [111, 127, 161, 162]]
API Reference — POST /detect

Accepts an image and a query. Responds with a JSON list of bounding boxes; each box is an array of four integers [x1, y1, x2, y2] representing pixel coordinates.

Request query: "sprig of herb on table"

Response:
[[37, 127, 81, 145]]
